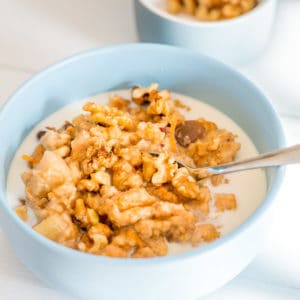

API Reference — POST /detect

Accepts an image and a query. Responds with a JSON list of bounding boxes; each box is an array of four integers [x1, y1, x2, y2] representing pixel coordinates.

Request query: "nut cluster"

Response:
[[167, 0, 258, 21], [17, 84, 240, 258]]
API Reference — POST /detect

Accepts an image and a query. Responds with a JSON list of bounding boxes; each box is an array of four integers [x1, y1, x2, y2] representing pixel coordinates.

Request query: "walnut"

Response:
[[191, 224, 220, 245], [171, 167, 200, 199], [84, 102, 134, 130], [152, 153, 177, 184], [188, 127, 240, 167], [131, 83, 159, 105], [142, 153, 157, 182], [116, 148, 142, 167], [15, 205, 28, 221], [112, 159, 143, 191], [215, 193, 237, 212], [147, 96, 173, 116], [146, 185, 180, 203]]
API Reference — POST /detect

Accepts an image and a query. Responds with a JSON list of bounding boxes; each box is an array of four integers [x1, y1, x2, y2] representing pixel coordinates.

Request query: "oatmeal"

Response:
[[15, 84, 244, 258], [167, 0, 258, 21]]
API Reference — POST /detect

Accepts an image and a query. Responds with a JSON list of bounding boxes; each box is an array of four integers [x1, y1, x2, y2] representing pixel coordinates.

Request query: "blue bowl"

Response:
[[134, 0, 277, 64], [0, 44, 285, 300]]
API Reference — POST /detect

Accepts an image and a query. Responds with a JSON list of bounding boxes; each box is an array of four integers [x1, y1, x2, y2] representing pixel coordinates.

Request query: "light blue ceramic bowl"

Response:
[[135, 0, 277, 64], [0, 44, 285, 300]]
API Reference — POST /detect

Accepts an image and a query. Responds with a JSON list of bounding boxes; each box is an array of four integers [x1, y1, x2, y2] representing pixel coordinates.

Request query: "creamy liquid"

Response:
[[6, 90, 267, 255]]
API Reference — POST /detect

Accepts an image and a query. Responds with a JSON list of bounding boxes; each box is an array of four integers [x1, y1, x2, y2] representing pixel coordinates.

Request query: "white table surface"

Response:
[[0, 1, 299, 299]]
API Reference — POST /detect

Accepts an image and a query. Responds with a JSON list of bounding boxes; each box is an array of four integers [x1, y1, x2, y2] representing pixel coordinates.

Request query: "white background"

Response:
[[0, 0, 300, 299]]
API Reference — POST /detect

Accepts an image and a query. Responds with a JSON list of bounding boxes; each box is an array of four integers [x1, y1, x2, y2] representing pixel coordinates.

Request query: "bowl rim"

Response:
[[138, 0, 273, 27], [0, 43, 285, 266]]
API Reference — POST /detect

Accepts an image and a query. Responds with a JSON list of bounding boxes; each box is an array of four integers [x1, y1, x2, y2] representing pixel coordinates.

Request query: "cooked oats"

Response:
[[18, 84, 240, 258]]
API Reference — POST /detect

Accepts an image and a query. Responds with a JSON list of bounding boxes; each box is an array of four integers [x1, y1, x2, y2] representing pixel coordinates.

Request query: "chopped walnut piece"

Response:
[[134, 205, 196, 243], [134, 219, 171, 240], [185, 186, 211, 216], [114, 188, 156, 211], [131, 83, 159, 105], [132, 247, 155, 258], [210, 174, 225, 186], [215, 193, 237, 212], [143, 236, 168, 256], [191, 223, 220, 245], [188, 124, 240, 167], [142, 153, 157, 182], [146, 185, 180, 204], [74, 198, 99, 227], [109, 96, 130, 111], [111, 227, 143, 250], [147, 95, 173, 116], [15, 205, 28, 221], [86, 223, 112, 253], [54, 145, 70, 158], [116, 148, 142, 167], [22, 144, 45, 168], [90, 170, 111, 186], [167, 0, 183, 14], [152, 153, 177, 184], [137, 122, 165, 144], [101, 244, 128, 258], [171, 167, 200, 199], [83, 102, 134, 130], [77, 179, 99, 192], [112, 159, 143, 191], [97, 189, 157, 227]]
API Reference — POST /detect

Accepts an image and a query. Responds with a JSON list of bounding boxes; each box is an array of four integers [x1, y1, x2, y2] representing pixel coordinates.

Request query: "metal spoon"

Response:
[[150, 144, 300, 179]]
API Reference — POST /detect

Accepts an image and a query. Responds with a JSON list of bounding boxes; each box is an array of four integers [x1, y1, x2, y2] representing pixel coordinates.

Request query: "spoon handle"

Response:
[[208, 144, 300, 175]]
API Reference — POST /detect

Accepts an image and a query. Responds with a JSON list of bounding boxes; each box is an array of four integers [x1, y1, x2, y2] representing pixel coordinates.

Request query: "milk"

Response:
[[6, 90, 267, 255]]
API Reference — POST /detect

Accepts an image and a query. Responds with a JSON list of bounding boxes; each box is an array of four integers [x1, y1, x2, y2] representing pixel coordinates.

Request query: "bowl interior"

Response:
[[0, 44, 284, 217]]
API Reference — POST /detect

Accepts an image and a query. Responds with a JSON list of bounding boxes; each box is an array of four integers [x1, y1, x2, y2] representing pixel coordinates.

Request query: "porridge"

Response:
[[7, 84, 266, 258]]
